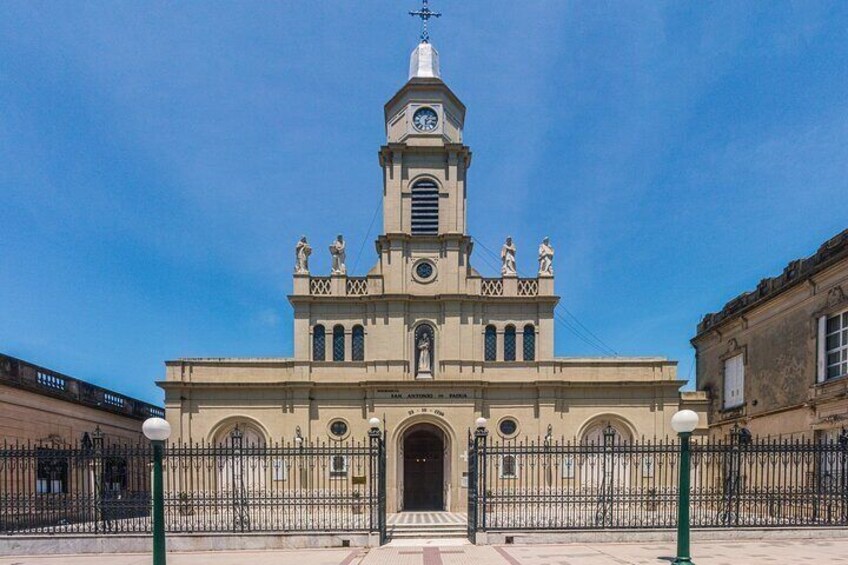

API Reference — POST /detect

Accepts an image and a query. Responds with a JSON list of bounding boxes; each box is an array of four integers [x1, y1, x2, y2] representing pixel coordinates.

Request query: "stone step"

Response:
[[389, 529, 468, 539], [388, 523, 468, 539]]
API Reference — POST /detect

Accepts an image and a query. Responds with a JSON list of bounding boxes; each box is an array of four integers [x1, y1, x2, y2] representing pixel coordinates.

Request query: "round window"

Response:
[[329, 420, 348, 438], [415, 261, 434, 280], [499, 418, 518, 437]]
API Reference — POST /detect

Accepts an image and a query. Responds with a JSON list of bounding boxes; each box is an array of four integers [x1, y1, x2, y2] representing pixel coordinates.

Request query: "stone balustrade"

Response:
[[294, 273, 554, 298], [0, 353, 165, 420]]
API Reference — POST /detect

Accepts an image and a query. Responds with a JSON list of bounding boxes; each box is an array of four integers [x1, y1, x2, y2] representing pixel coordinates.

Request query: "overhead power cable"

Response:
[[470, 235, 619, 357], [351, 200, 381, 274]]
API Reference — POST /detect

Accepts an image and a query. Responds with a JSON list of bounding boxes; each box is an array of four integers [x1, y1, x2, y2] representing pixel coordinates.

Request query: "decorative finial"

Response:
[[409, 0, 441, 44]]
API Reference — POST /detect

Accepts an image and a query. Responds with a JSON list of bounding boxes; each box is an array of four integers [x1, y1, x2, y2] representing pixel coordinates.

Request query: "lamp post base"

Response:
[[673, 558, 693, 564]]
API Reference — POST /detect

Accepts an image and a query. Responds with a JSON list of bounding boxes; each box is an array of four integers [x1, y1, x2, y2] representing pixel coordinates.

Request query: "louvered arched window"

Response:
[[313, 325, 325, 361], [523, 324, 535, 361], [504, 325, 516, 361], [352, 325, 365, 361], [333, 325, 345, 362], [411, 179, 439, 235], [484, 325, 497, 362]]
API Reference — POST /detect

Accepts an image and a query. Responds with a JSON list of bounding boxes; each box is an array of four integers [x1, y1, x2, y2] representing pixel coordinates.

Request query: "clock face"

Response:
[[412, 107, 438, 132]]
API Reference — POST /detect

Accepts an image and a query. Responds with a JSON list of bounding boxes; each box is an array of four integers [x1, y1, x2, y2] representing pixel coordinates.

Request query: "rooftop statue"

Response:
[[538, 237, 554, 276], [501, 236, 517, 276], [295, 236, 311, 274], [329, 235, 346, 275]]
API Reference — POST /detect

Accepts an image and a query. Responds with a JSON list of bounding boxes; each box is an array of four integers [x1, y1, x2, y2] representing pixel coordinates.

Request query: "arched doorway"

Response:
[[402, 424, 445, 510]]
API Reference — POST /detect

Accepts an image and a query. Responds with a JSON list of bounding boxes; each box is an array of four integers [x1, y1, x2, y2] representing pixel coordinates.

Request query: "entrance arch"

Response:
[[400, 423, 448, 511]]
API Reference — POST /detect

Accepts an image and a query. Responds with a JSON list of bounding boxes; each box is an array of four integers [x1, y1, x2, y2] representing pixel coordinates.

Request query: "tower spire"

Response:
[[409, 0, 441, 44]]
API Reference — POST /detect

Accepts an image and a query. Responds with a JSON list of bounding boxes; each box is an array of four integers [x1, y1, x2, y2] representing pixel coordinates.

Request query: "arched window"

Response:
[[504, 325, 516, 361], [333, 325, 345, 362], [485, 325, 497, 361], [523, 324, 535, 361], [313, 325, 325, 361], [411, 179, 439, 235], [352, 325, 365, 361]]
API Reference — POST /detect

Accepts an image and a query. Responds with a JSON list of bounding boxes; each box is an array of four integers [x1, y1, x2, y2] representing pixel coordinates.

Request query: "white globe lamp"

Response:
[[369, 417, 381, 430], [143, 417, 172, 442], [475, 417, 488, 430], [670, 410, 699, 435]]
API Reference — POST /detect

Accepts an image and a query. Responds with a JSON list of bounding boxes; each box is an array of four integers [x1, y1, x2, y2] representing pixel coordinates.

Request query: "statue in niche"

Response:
[[329, 234, 346, 275], [415, 326, 434, 378], [538, 236, 554, 276], [294, 236, 311, 274], [501, 236, 517, 276]]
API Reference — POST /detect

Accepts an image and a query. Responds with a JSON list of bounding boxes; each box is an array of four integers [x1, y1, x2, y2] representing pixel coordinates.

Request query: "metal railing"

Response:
[[1, 431, 386, 536], [467, 426, 848, 535]]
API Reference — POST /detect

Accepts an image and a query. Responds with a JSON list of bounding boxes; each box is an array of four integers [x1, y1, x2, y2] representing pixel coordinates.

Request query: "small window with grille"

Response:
[[485, 325, 497, 361], [523, 324, 535, 361], [333, 325, 345, 362], [36, 450, 68, 494], [504, 325, 516, 361], [330, 455, 348, 478], [313, 325, 326, 361], [352, 325, 365, 361], [500, 455, 517, 479]]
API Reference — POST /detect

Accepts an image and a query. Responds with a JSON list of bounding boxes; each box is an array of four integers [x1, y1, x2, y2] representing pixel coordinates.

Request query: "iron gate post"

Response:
[[368, 421, 386, 545], [467, 430, 477, 541], [475, 421, 489, 533]]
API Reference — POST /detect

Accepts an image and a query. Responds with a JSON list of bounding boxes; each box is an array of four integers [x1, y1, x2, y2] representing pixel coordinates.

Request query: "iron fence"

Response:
[[1, 430, 386, 536], [467, 426, 848, 533]]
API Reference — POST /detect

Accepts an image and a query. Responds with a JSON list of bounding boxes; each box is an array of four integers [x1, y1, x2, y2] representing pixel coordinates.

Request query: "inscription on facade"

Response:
[[375, 389, 469, 400]]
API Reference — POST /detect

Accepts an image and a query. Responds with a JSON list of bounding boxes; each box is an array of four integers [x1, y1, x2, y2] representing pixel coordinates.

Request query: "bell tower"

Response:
[[374, 12, 474, 296], [380, 41, 471, 237]]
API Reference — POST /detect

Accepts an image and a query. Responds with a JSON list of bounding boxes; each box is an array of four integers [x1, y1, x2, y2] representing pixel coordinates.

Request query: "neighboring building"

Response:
[[692, 229, 848, 439], [160, 38, 706, 513], [0, 352, 164, 448]]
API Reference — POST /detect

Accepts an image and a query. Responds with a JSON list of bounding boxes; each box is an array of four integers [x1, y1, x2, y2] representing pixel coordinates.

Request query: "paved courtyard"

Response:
[[3, 538, 848, 565]]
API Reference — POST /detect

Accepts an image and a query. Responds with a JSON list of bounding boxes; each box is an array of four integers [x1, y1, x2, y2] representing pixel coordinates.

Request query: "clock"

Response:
[[412, 107, 438, 132]]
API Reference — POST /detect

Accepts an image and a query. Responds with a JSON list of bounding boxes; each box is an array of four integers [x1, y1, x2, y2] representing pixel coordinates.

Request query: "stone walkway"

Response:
[[387, 512, 466, 526], [3, 539, 848, 564]]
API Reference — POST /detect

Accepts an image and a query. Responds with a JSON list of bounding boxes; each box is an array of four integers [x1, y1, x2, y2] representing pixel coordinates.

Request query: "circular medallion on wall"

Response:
[[328, 419, 350, 440], [497, 417, 520, 439], [412, 259, 437, 283]]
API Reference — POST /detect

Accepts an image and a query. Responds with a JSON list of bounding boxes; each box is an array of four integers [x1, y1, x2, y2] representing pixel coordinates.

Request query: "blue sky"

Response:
[[1, 2, 846, 405]]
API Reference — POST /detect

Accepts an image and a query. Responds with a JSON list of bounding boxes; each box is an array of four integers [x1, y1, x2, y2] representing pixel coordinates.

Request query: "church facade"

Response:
[[160, 40, 706, 513]]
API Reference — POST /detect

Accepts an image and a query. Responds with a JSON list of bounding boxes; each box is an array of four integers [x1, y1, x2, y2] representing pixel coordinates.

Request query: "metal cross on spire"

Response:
[[409, 0, 441, 44]]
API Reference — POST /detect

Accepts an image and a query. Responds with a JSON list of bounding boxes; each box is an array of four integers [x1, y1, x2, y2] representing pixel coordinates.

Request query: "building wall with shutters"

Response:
[[693, 230, 848, 439]]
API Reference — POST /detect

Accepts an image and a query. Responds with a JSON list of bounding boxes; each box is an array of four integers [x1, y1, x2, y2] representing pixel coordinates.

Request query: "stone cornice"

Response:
[[694, 228, 848, 339]]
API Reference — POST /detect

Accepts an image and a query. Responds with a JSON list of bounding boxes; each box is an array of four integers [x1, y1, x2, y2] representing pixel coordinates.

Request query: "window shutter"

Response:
[[724, 354, 744, 409], [817, 315, 827, 383]]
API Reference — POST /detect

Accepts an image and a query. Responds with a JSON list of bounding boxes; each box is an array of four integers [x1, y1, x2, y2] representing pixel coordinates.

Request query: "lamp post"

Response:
[[142, 417, 171, 565], [670, 409, 699, 565]]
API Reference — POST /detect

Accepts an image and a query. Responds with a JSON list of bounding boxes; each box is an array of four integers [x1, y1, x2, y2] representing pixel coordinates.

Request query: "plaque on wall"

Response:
[[352, 475, 367, 485]]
